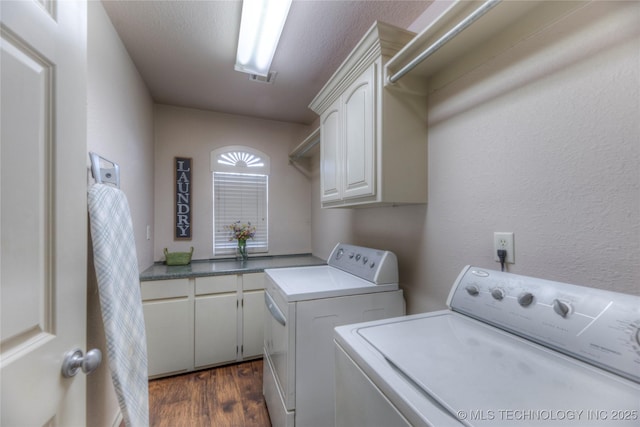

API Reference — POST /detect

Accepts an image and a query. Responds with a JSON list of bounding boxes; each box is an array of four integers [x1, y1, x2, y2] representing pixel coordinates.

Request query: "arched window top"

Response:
[[210, 146, 270, 174]]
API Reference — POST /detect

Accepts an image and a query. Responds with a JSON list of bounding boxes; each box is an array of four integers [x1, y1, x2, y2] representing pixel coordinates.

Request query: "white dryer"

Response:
[[263, 243, 405, 427], [334, 266, 640, 426]]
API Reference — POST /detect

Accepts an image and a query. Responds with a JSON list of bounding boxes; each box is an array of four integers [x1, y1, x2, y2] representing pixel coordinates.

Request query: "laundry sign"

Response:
[[175, 157, 192, 240]]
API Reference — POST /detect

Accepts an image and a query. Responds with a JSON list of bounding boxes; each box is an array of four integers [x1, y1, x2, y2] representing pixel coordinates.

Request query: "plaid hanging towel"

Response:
[[88, 183, 149, 427]]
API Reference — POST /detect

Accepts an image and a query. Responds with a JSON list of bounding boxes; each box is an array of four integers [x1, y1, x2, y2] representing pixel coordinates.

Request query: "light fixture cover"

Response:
[[235, 0, 292, 77]]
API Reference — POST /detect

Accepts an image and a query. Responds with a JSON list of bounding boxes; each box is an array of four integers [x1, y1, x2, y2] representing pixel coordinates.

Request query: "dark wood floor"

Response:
[[142, 359, 271, 427]]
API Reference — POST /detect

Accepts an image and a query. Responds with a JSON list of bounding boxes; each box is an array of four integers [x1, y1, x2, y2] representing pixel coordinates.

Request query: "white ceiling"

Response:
[[101, 0, 432, 125]]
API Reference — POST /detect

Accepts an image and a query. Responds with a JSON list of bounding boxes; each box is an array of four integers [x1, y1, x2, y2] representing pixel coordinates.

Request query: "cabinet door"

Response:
[[194, 293, 238, 367], [143, 298, 191, 377], [320, 98, 342, 203], [343, 64, 375, 200], [343, 64, 376, 199], [242, 289, 265, 359]]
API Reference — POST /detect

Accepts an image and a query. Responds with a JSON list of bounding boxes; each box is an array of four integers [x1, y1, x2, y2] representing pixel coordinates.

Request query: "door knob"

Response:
[[61, 348, 102, 377]]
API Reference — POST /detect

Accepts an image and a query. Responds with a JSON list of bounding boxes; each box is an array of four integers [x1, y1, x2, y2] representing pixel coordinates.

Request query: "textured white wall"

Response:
[[153, 105, 312, 261], [87, 3, 155, 269], [311, 1, 640, 314], [86, 2, 155, 425]]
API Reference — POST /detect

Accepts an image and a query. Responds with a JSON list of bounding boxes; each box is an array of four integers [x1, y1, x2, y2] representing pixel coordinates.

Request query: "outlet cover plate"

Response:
[[494, 232, 515, 264]]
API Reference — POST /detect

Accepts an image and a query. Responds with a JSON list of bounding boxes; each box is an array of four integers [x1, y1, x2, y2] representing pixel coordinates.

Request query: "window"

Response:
[[211, 146, 270, 255]]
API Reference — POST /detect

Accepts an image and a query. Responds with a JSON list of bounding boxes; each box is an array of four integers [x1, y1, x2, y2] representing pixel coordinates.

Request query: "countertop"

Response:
[[139, 253, 326, 281]]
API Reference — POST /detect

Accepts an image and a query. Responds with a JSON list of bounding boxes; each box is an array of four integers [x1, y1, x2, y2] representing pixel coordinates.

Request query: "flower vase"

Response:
[[236, 239, 248, 261]]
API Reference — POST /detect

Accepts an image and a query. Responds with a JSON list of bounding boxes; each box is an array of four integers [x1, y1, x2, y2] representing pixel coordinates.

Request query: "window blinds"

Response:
[[213, 172, 268, 255]]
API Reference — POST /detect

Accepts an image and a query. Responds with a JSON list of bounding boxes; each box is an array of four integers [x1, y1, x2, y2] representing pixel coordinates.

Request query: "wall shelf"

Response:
[[289, 127, 320, 161], [385, 0, 589, 94], [288, 127, 320, 178]]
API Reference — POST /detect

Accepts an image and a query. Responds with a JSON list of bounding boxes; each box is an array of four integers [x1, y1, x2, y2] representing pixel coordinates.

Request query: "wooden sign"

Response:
[[175, 157, 192, 240]]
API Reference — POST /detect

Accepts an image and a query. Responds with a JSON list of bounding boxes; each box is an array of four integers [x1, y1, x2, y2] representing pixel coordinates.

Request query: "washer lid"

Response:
[[266, 265, 398, 301], [357, 313, 640, 426]]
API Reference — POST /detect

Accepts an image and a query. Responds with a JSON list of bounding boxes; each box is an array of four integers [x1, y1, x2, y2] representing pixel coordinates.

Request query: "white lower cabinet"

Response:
[[141, 272, 265, 378], [241, 273, 265, 359], [194, 294, 238, 367], [143, 298, 192, 377], [141, 278, 192, 378], [242, 291, 264, 358], [195, 275, 237, 368]]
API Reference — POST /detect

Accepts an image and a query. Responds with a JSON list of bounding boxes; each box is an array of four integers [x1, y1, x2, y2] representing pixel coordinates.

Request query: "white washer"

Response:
[[263, 243, 405, 427], [334, 265, 640, 427]]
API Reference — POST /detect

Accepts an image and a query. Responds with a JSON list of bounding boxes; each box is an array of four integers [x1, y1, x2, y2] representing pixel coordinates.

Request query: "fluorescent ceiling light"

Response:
[[235, 0, 292, 77]]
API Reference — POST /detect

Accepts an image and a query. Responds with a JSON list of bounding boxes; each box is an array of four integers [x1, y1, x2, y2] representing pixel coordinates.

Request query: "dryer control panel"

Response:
[[328, 243, 398, 284], [447, 266, 640, 383]]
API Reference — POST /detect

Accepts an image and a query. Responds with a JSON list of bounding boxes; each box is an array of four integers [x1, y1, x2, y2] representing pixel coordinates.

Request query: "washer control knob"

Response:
[[517, 292, 535, 307], [348, 252, 355, 259], [369, 262, 376, 269], [553, 299, 572, 318], [355, 254, 361, 261], [465, 285, 480, 296], [491, 288, 506, 301], [363, 256, 368, 264]]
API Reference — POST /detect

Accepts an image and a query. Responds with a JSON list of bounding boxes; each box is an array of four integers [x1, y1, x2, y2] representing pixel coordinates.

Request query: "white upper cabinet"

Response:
[[320, 98, 341, 203], [342, 64, 375, 200], [310, 21, 428, 208]]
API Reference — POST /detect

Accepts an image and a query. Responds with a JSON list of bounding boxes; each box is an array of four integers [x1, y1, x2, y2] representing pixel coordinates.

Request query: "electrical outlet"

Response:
[[494, 232, 515, 264]]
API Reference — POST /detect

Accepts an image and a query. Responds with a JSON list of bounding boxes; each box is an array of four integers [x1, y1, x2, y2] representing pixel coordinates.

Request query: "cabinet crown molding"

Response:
[[309, 21, 414, 115]]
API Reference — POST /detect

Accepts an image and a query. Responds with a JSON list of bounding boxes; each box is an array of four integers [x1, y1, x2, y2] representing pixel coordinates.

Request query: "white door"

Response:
[[1, 1, 88, 426]]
